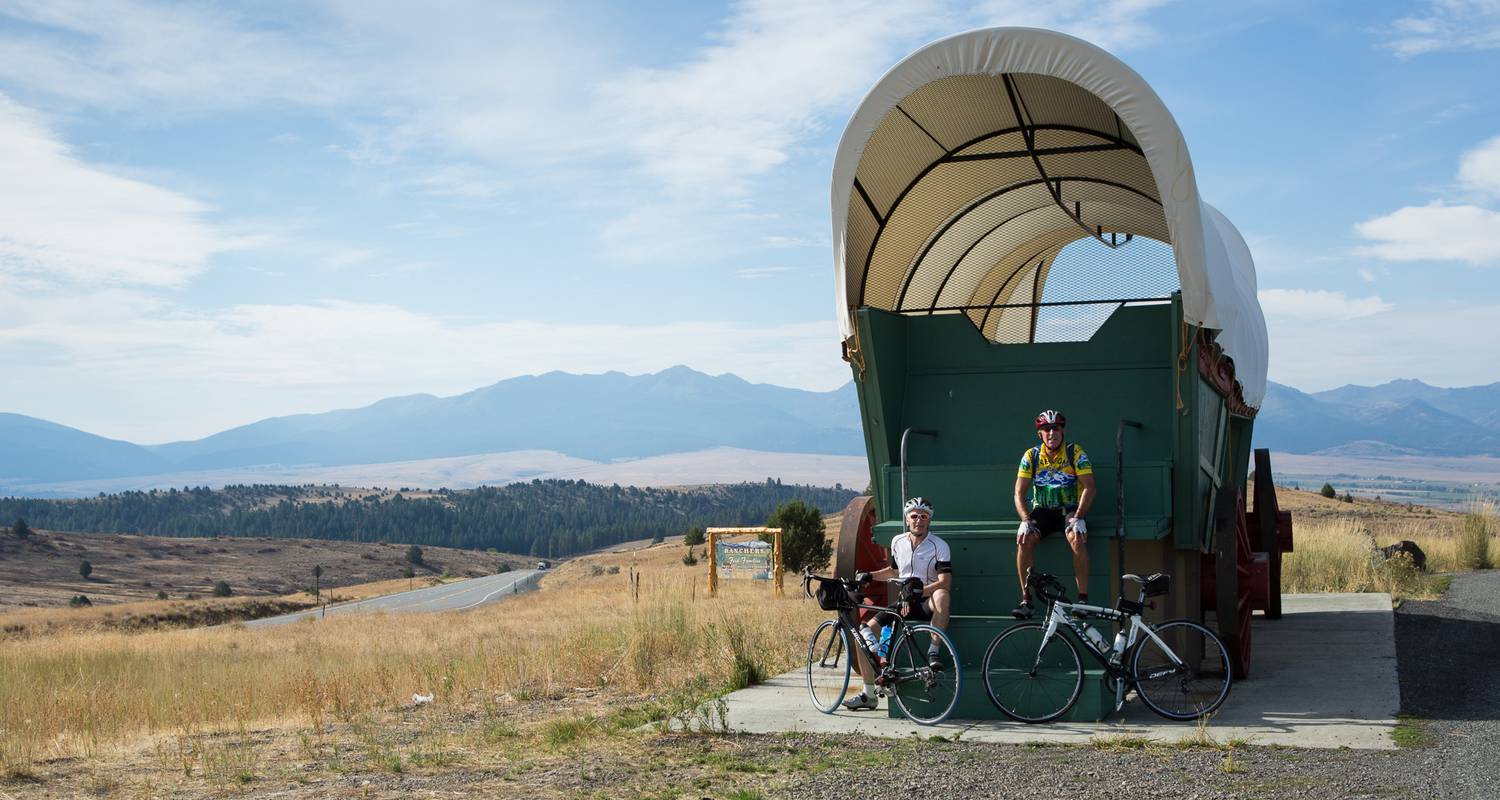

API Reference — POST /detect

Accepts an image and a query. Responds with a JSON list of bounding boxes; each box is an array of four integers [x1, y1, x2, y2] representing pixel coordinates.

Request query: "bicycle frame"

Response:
[[1038, 598, 1189, 710], [806, 577, 921, 689]]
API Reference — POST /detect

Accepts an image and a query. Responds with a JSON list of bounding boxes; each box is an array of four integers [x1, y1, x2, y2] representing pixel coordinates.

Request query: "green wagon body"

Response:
[[827, 29, 1286, 721]]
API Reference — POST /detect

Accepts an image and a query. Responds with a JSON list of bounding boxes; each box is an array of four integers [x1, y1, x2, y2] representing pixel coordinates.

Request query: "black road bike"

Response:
[[802, 571, 961, 725]]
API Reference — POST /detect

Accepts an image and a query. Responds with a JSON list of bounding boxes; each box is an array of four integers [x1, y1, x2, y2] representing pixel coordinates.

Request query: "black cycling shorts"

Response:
[[1028, 505, 1079, 538]]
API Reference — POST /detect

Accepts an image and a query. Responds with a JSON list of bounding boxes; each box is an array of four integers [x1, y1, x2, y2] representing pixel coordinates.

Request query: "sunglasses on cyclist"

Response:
[[1038, 424, 1064, 432]]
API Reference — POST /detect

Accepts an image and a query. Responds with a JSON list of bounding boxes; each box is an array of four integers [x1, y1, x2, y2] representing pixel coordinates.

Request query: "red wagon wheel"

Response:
[[833, 495, 889, 612]]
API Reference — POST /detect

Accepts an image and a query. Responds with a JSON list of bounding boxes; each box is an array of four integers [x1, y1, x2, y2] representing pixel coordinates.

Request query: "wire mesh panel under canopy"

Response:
[[978, 235, 1179, 344]]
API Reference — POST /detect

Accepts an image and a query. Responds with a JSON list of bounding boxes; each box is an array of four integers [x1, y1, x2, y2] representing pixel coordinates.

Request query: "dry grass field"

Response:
[[0, 534, 828, 798], [2, 499, 1496, 798], [0, 527, 526, 610], [1272, 489, 1497, 599]]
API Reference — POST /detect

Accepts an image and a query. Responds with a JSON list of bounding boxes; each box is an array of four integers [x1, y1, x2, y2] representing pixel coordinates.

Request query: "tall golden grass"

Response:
[[1458, 500, 1496, 570], [1281, 512, 1498, 596], [0, 570, 820, 774]]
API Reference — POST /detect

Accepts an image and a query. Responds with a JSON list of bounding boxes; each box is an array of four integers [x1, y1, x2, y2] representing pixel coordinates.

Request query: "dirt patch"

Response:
[[0, 528, 527, 610]]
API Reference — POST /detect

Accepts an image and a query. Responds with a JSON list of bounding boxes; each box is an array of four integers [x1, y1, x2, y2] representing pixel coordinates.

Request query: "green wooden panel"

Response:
[[874, 526, 1117, 616], [879, 462, 1172, 537], [855, 302, 1179, 529]]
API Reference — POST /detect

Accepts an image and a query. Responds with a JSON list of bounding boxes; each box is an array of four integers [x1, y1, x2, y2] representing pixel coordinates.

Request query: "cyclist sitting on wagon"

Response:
[[1012, 409, 1096, 620], [841, 496, 953, 711]]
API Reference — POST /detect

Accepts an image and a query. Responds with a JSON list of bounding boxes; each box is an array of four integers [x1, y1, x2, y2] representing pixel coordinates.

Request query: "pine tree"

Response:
[[767, 500, 831, 574]]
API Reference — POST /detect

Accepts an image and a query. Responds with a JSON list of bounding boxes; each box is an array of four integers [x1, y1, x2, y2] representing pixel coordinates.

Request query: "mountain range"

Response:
[[3, 368, 1498, 493], [1, 367, 860, 488]]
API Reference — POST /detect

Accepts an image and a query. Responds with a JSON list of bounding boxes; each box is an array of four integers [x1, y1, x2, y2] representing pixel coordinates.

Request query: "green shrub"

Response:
[[682, 547, 698, 566], [1320, 483, 1336, 499], [590, 565, 605, 577], [212, 580, 233, 597], [69, 594, 91, 607], [79, 560, 93, 579], [683, 526, 706, 546], [156, 590, 169, 600], [607, 565, 620, 575], [767, 499, 831, 574]]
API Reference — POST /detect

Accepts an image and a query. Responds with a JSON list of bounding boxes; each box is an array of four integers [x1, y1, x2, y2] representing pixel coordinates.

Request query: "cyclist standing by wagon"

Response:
[[840, 496, 953, 710], [1012, 410, 1095, 619]]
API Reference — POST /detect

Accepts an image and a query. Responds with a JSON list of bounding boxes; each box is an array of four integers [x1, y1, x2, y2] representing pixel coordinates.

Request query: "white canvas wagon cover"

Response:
[[831, 27, 1268, 408]]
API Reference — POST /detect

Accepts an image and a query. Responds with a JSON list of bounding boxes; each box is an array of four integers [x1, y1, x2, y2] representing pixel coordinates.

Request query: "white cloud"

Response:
[[1379, 0, 1500, 57], [1458, 135, 1500, 196], [973, 0, 1173, 52], [1258, 289, 1392, 321], [1353, 202, 1500, 265], [602, 2, 941, 198], [1, 1, 1174, 266], [412, 165, 512, 200], [0, 94, 242, 286], [0, 0, 357, 109], [1266, 300, 1500, 392], [736, 266, 795, 279]]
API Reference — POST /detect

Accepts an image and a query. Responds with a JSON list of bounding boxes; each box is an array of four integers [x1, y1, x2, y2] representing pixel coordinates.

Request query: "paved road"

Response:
[[245, 569, 541, 628], [1392, 569, 1500, 800]]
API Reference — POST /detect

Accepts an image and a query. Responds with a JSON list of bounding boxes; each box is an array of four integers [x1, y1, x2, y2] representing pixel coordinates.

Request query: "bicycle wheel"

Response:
[[981, 622, 1083, 723], [1132, 620, 1232, 721], [888, 624, 961, 725], [805, 619, 852, 713]]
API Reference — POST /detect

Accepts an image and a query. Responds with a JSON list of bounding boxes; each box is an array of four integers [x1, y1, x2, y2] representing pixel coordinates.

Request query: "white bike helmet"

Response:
[[903, 496, 934, 516]]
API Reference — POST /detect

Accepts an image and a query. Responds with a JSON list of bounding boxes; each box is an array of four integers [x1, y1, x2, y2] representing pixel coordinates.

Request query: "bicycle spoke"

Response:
[[1132, 620, 1232, 721], [890, 625, 960, 725], [982, 623, 1083, 723], [805, 620, 852, 714]]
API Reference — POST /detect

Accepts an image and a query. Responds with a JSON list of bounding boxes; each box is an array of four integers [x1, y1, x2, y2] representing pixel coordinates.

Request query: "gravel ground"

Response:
[[777, 571, 1500, 800]]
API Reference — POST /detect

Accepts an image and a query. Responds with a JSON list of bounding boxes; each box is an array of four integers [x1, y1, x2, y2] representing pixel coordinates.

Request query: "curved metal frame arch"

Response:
[[889, 175, 1162, 311], [853, 119, 1149, 307]]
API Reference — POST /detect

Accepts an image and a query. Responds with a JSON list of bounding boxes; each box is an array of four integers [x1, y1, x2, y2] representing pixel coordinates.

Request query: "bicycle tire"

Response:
[[805, 619, 852, 713], [981, 622, 1083, 723], [1131, 619, 1232, 721], [888, 624, 961, 725]]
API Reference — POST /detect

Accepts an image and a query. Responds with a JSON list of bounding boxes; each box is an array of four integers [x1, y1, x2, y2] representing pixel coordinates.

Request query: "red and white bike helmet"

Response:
[[1035, 409, 1066, 429]]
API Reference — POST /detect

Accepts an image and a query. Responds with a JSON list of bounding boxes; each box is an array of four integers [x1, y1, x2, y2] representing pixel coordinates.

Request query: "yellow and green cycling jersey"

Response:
[[1017, 443, 1093, 508]]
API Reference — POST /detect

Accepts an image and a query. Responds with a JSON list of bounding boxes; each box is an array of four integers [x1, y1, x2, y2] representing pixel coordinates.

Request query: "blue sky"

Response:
[[2, 0, 1498, 443]]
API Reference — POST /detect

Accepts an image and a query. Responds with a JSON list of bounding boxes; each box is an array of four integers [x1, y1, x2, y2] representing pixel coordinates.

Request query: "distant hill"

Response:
[[0, 367, 862, 491], [0, 480, 858, 559], [6, 369, 1500, 493], [0, 414, 167, 484], [1255, 379, 1500, 456], [145, 366, 861, 470]]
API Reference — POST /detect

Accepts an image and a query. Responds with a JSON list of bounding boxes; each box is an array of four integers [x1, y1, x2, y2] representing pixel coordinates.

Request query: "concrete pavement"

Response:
[[708, 593, 1399, 749], [244, 569, 541, 627]]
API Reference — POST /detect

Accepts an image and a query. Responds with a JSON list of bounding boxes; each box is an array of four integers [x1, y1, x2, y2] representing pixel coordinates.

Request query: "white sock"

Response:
[[862, 682, 877, 697]]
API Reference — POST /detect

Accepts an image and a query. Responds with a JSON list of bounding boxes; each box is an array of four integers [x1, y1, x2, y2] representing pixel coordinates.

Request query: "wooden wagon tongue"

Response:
[[827, 27, 1285, 718]]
